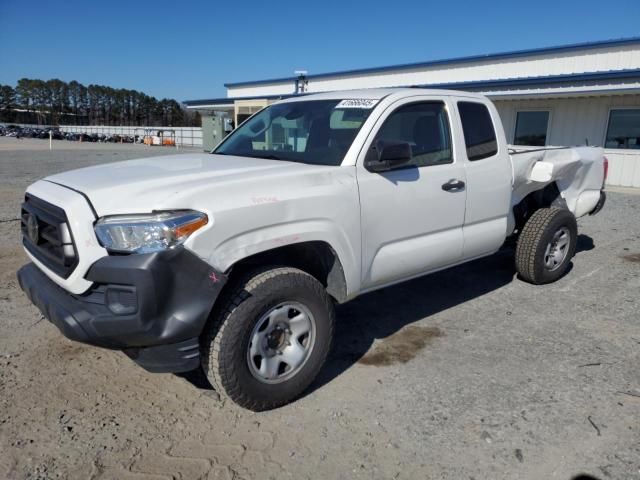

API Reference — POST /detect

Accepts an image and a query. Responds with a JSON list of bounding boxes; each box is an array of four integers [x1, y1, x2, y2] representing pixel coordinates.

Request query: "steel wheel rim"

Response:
[[247, 302, 316, 384], [544, 226, 571, 271]]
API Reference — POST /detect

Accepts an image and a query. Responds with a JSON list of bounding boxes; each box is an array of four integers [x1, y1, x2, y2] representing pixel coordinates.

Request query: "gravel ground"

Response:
[[0, 137, 639, 480]]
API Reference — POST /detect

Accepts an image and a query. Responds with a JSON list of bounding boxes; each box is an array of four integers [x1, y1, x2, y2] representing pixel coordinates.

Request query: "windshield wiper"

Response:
[[212, 151, 287, 161], [244, 153, 283, 161]]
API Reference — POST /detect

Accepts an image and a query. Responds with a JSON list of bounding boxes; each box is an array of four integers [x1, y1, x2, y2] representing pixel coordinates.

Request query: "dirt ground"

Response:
[[0, 137, 639, 480]]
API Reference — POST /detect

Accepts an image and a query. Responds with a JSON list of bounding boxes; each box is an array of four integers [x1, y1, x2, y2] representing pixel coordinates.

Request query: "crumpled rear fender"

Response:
[[509, 146, 605, 231]]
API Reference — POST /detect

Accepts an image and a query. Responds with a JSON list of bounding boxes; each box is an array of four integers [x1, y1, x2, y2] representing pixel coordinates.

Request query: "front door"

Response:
[[356, 98, 467, 289]]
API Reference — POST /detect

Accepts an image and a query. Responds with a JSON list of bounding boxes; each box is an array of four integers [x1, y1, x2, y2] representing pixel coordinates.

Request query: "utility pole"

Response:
[[294, 70, 308, 94]]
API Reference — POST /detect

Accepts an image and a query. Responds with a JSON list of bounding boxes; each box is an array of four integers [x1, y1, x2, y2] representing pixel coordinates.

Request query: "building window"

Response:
[[457, 102, 498, 161], [605, 109, 640, 149], [514, 111, 549, 146]]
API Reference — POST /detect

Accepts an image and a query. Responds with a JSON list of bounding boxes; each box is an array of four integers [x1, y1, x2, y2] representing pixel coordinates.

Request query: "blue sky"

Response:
[[0, 0, 638, 102]]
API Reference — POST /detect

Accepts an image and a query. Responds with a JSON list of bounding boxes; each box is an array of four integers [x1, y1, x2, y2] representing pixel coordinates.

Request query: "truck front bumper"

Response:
[[17, 247, 226, 373]]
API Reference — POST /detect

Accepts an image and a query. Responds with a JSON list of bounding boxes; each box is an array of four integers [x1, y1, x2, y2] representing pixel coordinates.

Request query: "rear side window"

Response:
[[458, 102, 498, 160]]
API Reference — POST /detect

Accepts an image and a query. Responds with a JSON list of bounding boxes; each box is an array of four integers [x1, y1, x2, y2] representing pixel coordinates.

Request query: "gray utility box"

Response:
[[202, 114, 232, 152]]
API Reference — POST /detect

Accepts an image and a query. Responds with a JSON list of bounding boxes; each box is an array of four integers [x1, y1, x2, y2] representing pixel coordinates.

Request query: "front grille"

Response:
[[21, 194, 78, 278]]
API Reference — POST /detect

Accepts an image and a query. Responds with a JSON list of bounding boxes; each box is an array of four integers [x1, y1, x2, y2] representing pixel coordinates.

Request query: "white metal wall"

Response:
[[227, 44, 640, 98], [494, 94, 640, 187], [2, 123, 203, 147], [59, 125, 203, 147]]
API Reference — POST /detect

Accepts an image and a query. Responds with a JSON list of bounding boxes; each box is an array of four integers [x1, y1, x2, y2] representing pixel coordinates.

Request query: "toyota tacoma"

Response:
[[17, 89, 607, 410]]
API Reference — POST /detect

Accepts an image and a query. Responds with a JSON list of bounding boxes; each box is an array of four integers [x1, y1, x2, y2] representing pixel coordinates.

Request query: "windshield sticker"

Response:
[[336, 99, 379, 109]]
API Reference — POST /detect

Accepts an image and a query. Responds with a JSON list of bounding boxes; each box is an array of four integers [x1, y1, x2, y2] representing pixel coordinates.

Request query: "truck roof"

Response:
[[276, 87, 487, 103]]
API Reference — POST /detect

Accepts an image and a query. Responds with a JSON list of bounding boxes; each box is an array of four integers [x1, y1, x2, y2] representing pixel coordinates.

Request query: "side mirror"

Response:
[[249, 119, 267, 134], [366, 141, 413, 172]]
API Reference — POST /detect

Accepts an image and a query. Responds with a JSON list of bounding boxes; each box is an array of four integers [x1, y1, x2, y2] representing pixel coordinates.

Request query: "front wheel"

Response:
[[201, 267, 335, 411], [515, 207, 578, 285]]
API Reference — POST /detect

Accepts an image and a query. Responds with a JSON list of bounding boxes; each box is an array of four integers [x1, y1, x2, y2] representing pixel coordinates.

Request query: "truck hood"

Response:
[[45, 153, 315, 215]]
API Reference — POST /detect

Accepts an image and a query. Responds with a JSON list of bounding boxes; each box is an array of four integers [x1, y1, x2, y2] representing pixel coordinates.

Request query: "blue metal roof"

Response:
[[223, 36, 640, 88], [183, 93, 296, 107], [420, 68, 640, 90], [184, 68, 640, 106]]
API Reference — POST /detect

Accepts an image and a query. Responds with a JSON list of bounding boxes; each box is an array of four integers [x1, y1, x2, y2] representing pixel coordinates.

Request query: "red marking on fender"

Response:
[[209, 271, 220, 283], [252, 196, 279, 205]]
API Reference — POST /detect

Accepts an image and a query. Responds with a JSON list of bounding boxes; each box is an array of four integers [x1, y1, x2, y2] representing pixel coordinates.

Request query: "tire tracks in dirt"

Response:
[[94, 428, 286, 480]]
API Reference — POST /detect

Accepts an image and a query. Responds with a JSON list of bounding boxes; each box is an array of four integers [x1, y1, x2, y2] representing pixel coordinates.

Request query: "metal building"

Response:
[[184, 37, 640, 187]]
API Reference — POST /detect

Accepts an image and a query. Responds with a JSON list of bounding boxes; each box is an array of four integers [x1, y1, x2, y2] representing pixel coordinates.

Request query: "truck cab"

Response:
[[348, 91, 512, 290]]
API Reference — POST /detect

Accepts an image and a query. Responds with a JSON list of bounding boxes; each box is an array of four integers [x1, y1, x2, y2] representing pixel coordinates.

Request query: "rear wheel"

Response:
[[201, 267, 334, 411], [515, 207, 578, 285]]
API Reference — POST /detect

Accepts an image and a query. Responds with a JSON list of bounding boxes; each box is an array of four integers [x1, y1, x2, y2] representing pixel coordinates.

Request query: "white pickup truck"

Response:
[[17, 88, 606, 410]]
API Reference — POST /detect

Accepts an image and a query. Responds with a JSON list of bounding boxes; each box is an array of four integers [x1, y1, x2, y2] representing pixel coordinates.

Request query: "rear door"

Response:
[[356, 97, 467, 290], [454, 100, 512, 259]]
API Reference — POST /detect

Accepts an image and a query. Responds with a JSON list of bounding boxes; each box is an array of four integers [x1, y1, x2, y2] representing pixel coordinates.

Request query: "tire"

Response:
[[201, 267, 335, 411], [515, 207, 578, 285]]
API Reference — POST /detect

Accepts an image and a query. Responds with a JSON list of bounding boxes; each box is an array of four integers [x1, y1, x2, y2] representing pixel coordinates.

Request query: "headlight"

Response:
[[94, 210, 208, 254]]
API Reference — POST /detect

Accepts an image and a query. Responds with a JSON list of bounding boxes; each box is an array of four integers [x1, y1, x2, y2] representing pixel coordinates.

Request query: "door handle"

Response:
[[441, 179, 466, 192]]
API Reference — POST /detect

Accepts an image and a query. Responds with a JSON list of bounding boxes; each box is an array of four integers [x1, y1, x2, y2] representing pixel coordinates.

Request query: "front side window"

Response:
[[214, 100, 373, 166], [372, 102, 453, 167], [458, 101, 498, 160], [605, 109, 640, 149], [514, 111, 550, 146]]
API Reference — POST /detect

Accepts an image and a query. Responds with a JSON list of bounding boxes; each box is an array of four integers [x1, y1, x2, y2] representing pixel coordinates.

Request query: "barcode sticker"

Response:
[[335, 99, 379, 109]]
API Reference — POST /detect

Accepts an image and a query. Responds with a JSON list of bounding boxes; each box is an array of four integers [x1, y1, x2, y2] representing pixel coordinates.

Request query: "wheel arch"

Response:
[[222, 241, 349, 303], [512, 182, 568, 233]]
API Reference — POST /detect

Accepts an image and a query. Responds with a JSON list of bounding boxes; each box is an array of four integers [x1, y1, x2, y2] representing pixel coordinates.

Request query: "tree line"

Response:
[[0, 78, 201, 127]]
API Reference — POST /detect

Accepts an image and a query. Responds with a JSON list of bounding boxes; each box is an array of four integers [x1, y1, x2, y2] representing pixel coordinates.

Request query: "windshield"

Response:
[[213, 100, 375, 166]]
